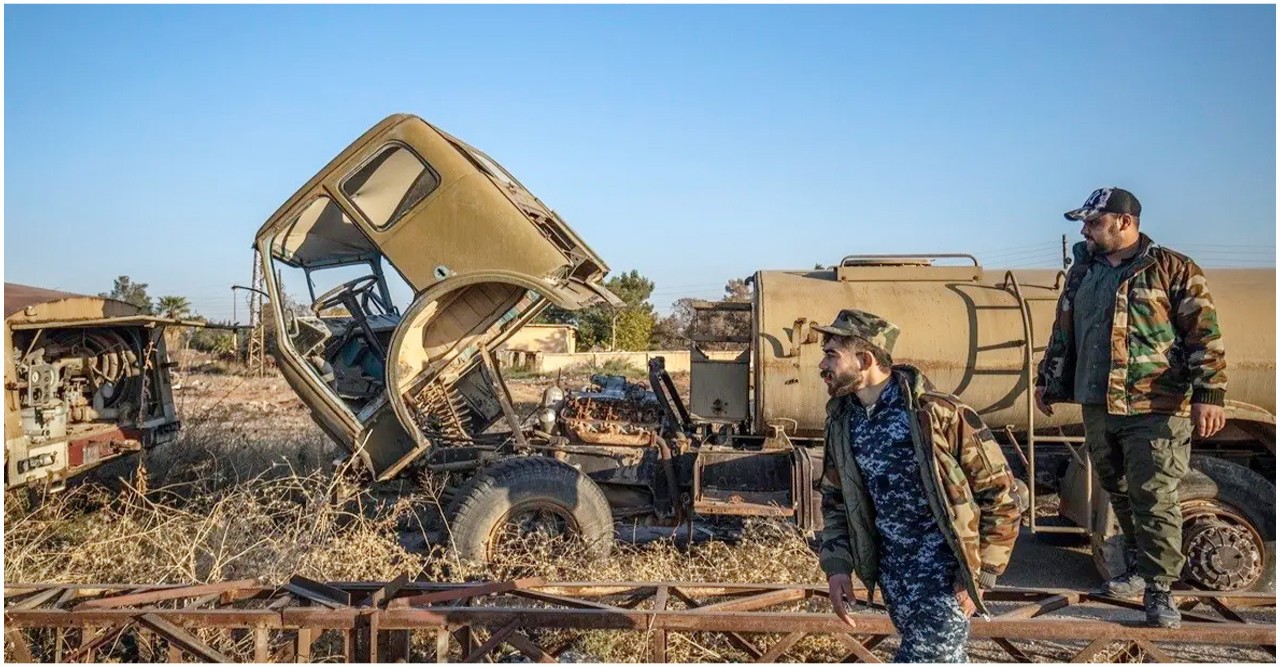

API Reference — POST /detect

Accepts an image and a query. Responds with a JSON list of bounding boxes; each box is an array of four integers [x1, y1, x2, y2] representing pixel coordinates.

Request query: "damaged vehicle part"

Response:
[[3, 284, 198, 491], [254, 114, 622, 561]]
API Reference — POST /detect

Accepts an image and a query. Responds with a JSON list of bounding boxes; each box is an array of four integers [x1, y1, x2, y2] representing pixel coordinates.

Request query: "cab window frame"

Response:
[[339, 141, 441, 232]]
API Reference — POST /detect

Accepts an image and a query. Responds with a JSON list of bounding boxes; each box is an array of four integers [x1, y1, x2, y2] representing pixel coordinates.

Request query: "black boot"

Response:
[[1100, 545, 1146, 598], [1144, 584, 1181, 629]]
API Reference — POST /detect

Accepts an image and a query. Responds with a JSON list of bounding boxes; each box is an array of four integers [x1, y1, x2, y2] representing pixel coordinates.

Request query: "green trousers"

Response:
[[1082, 405, 1193, 586]]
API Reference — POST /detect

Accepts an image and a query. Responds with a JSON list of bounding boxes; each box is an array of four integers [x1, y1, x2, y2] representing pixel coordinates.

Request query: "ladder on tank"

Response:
[[1001, 271, 1093, 538]]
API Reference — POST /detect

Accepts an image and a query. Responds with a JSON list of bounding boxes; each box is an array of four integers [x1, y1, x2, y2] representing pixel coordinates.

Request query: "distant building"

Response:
[[502, 323, 577, 354]]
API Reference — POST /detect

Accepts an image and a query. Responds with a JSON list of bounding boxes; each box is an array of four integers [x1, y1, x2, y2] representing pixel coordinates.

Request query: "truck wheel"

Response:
[[1178, 456, 1274, 593], [446, 457, 614, 563], [1092, 456, 1275, 593]]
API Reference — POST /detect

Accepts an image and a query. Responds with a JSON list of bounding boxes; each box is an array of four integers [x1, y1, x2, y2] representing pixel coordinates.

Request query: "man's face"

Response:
[[819, 336, 873, 397], [1080, 213, 1130, 254]]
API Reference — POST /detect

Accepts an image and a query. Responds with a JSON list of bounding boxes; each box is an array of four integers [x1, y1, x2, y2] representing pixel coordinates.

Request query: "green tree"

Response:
[[100, 276, 154, 314], [210, 332, 237, 357], [187, 319, 238, 359], [533, 303, 577, 326], [533, 269, 657, 351], [156, 295, 192, 320], [614, 308, 654, 351], [599, 270, 656, 351], [157, 296, 192, 353]]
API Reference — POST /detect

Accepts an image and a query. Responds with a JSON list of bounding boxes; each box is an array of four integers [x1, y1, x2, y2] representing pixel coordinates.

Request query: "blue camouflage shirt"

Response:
[[849, 380, 956, 595]]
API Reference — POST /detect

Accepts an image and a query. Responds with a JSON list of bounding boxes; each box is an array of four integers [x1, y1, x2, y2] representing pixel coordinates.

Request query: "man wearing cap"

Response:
[[816, 309, 1021, 662], [1036, 187, 1227, 628]]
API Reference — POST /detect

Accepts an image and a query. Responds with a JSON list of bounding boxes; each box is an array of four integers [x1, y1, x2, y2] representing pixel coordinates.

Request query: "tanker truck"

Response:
[[254, 113, 1275, 592]]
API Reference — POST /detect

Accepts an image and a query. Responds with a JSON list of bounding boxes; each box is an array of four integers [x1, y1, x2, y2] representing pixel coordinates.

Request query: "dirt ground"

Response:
[[146, 371, 1279, 663]]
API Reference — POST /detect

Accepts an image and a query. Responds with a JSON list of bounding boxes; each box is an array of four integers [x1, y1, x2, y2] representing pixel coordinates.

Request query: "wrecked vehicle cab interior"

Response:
[[255, 114, 621, 481], [269, 197, 406, 411]]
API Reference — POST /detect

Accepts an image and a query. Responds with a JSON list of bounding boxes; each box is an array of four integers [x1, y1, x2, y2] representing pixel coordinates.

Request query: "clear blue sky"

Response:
[[5, 4, 1275, 322]]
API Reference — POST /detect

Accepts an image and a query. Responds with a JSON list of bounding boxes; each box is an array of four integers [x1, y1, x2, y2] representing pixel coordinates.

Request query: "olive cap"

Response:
[[813, 308, 901, 356]]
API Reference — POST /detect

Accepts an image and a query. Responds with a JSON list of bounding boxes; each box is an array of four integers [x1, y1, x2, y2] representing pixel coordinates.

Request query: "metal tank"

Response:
[[751, 256, 1276, 438]]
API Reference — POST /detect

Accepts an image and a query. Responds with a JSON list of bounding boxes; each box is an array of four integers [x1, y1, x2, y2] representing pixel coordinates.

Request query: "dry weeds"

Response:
[[4, 372, 848, 661], [6, 372, 1263, 663]]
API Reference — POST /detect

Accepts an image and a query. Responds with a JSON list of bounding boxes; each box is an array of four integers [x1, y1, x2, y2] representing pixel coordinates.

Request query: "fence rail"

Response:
[[4, 578, 1275, 663]]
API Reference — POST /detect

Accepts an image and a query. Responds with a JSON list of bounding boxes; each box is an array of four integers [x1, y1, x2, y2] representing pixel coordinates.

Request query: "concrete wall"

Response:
[[501, 324, 577, 354], [527, 349, 744, 374]]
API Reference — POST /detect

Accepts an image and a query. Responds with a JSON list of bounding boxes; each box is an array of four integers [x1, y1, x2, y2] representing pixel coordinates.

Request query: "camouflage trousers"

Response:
[[882, 574, 969, 663], [1082, 405, 1193, 586]]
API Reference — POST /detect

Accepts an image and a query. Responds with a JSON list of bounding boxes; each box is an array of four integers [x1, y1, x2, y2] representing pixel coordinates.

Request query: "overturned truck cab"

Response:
[[254, 114, 626, 559]]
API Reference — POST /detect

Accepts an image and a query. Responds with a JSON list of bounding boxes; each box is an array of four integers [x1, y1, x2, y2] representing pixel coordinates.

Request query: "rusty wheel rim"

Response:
[[1181, 499, 1266, 591], [487, 500, 582, 561]]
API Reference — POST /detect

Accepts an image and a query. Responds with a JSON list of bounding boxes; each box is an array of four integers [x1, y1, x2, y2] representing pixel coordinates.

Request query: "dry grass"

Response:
[[449, 521, 849, 663], [2, 373, 889, 662], [6, 371, 1269, 663], [4, 458, 425, 586]]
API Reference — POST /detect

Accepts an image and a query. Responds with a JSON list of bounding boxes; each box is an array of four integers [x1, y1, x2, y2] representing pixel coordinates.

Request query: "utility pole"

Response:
[[245, 251, 267, 376], [1062, 234, 1071, 270]]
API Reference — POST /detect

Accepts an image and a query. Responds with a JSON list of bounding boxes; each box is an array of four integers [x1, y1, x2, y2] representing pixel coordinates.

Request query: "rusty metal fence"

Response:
[[5, 578, 1275, 663]]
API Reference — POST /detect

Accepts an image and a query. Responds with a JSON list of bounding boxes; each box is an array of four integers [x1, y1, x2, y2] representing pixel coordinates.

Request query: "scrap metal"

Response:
[[4, 579, 1274, 663]]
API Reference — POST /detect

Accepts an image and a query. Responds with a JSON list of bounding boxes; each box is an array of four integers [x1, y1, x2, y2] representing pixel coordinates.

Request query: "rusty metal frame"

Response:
[[5, 579, 1274, 663], [1002, 269, 1093, 539]]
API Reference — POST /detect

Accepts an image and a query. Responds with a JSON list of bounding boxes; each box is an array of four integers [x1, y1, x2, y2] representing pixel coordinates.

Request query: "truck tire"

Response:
[[446, 456, 614, 563], [1177, 456, 1275, 593], [1092, 456, 1275, 593]]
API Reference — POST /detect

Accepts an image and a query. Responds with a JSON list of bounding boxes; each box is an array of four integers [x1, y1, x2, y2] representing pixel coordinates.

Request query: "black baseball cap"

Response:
[[1064, 187, 1142, 222]]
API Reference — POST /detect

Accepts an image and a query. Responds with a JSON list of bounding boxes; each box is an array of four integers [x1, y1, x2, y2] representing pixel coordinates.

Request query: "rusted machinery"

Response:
[[3, 284, 198, 492], [249, 114, 1275, 592], [3, 578, 1274, 663]]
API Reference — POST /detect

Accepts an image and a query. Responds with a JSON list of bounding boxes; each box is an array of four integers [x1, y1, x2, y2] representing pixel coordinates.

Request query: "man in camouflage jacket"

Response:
[[1036, 187, 1227, 628], [816, 309, 1021, 662]]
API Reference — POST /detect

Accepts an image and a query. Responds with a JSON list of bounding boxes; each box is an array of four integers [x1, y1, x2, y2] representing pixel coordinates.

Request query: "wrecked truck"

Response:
[[4, 284, 190, 492], [255, 114, 1275, 593]]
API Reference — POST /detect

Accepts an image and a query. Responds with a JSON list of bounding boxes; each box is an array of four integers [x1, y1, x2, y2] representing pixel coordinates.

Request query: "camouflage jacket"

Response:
[[818, 365, 1021, 615], [1036, 234, 1227, 417]]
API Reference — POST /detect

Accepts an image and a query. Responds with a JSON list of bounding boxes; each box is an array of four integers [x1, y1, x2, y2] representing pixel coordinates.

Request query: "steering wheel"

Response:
[[311, 274, 390, 363], [312, 275, 388, 317]]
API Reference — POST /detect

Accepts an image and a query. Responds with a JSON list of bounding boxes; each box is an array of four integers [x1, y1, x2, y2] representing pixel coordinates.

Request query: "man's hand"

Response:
[[1034, 387, 1054, 417], [954, 580, 978, 618], [827, 574, 859, 628], [1191, 403, 1226, 439]]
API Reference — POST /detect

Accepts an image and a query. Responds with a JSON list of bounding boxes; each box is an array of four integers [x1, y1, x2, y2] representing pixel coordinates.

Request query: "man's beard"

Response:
[[823, 369, 865, 397], [1086, 234, 1119, 256], [1086, 235, 1114, 255]]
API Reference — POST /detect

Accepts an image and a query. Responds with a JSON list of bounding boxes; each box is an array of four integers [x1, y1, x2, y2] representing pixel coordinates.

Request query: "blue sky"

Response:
[[5, 4, 1275, 322]]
